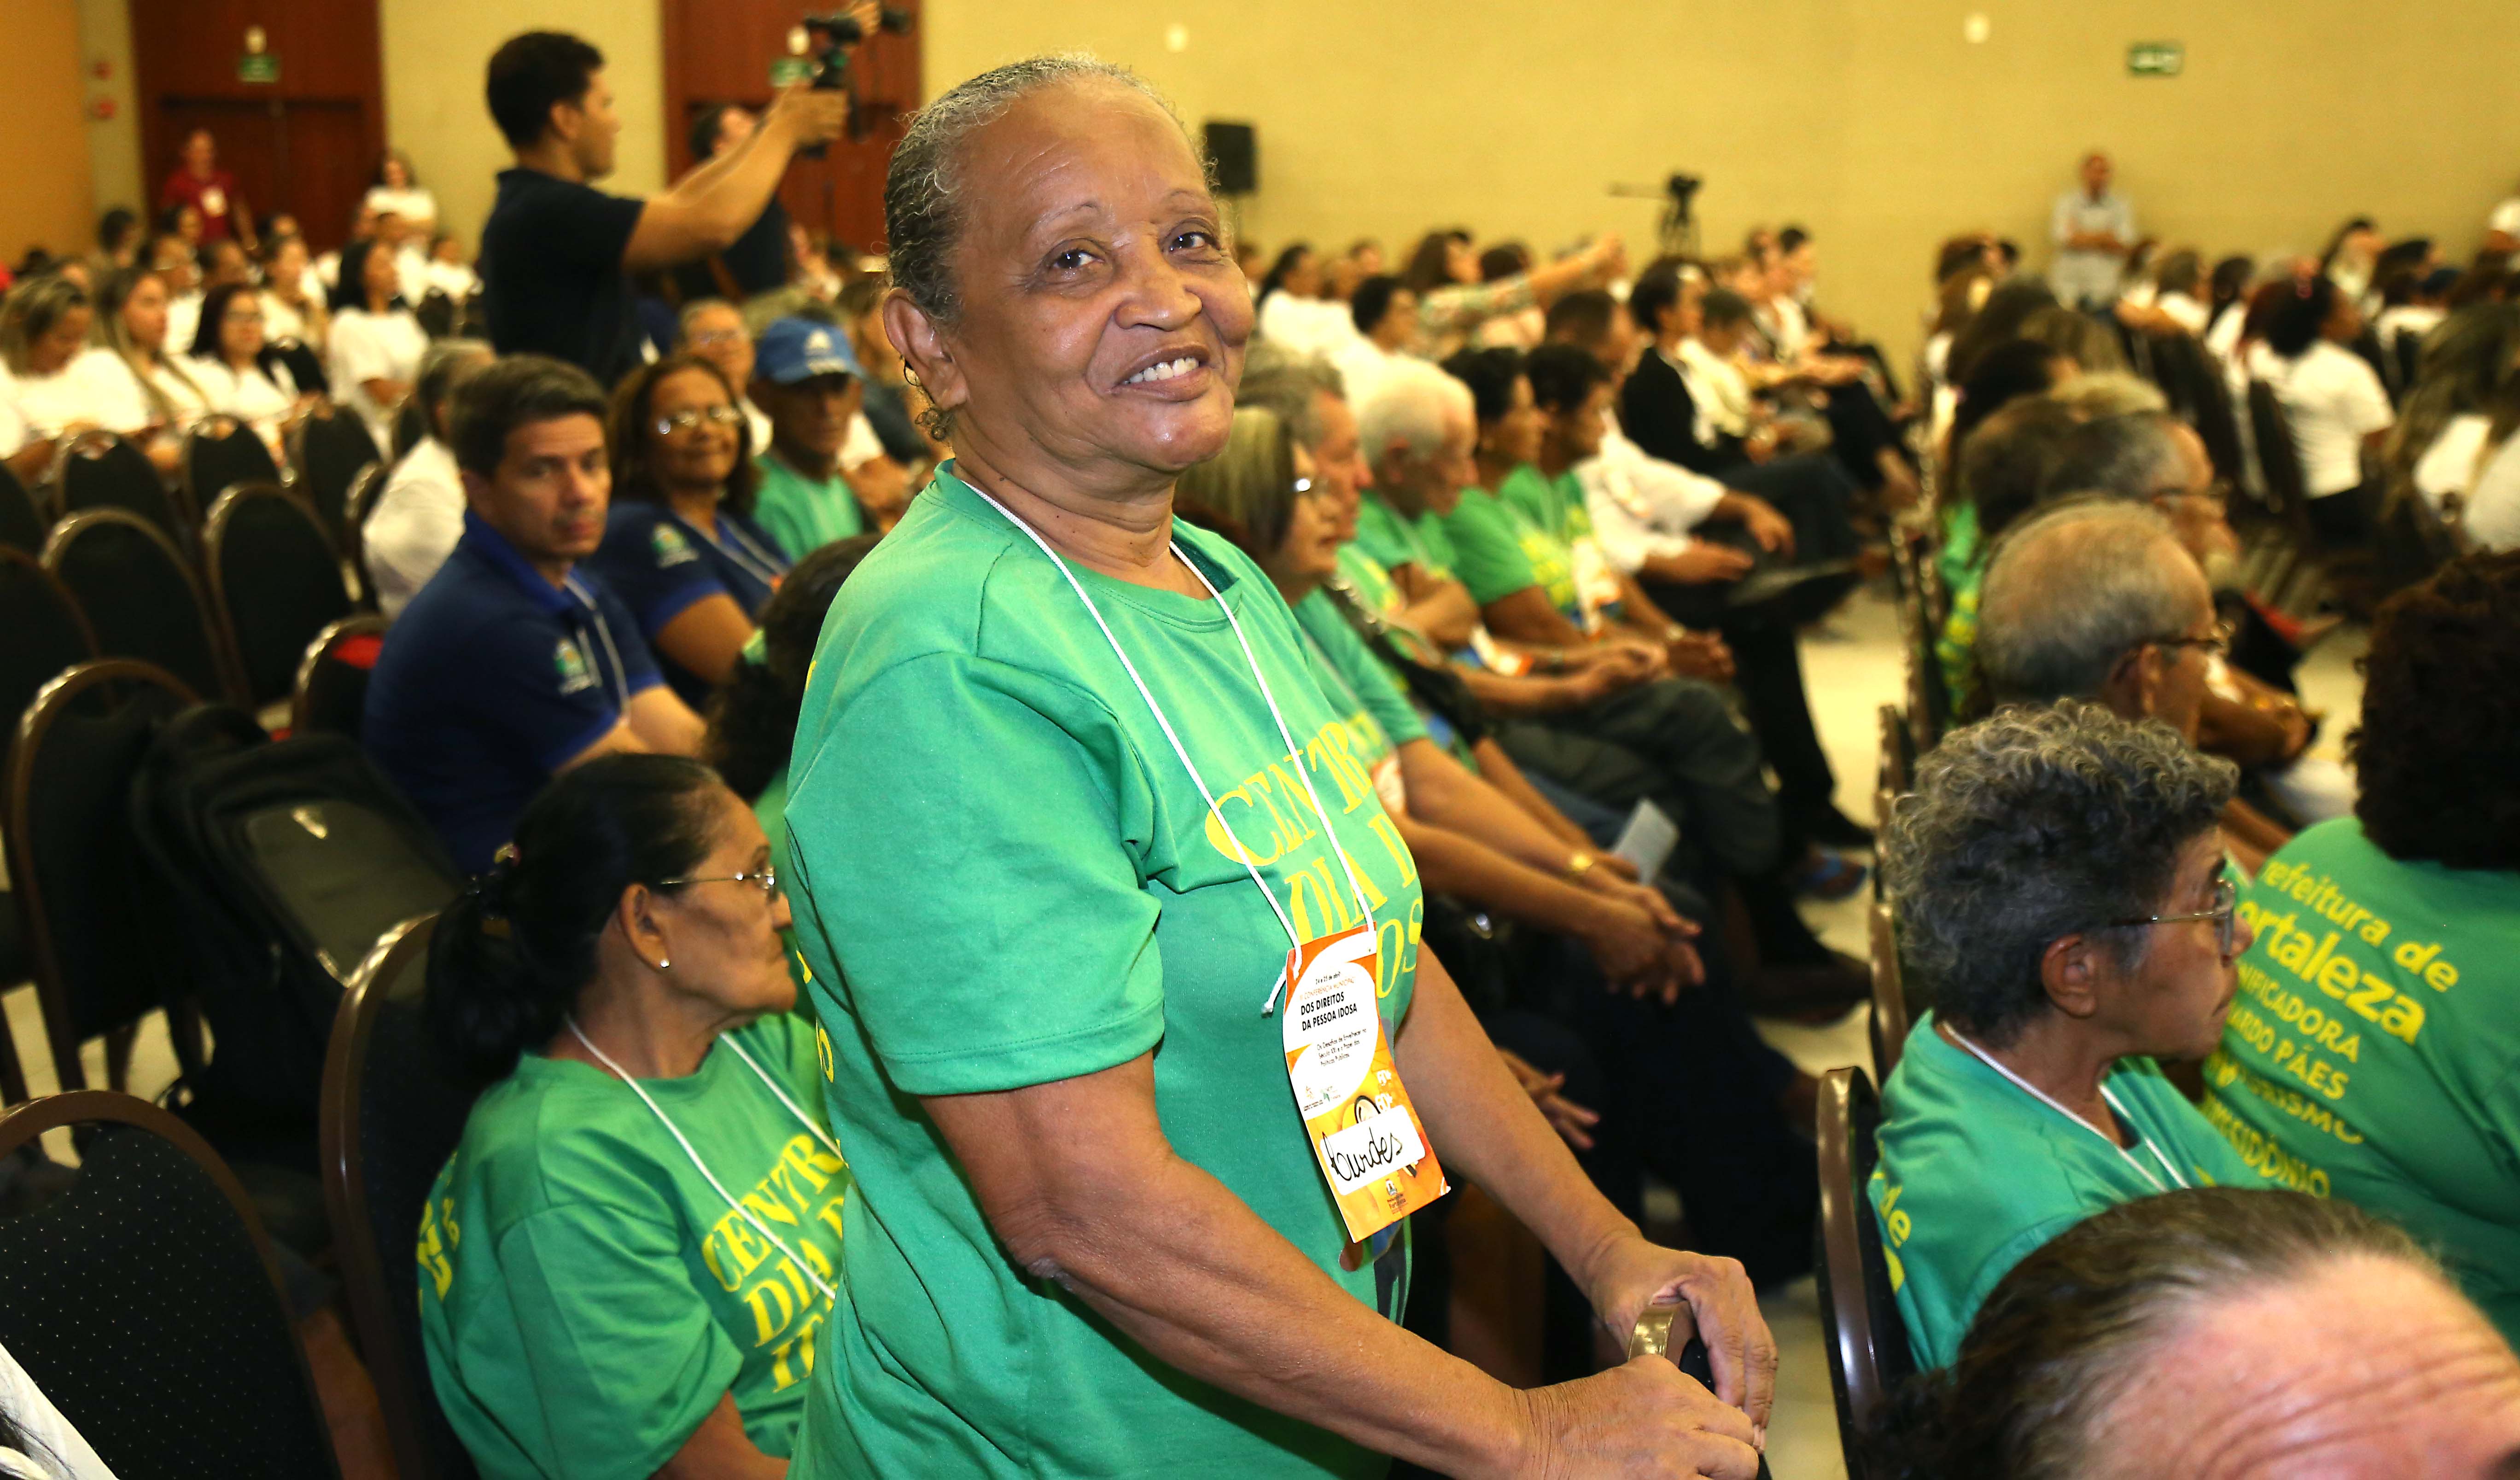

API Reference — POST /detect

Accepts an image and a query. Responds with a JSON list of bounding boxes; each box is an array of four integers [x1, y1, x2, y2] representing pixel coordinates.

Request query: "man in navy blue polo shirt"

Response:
[[364, 354, 706, 872], [478, 31, 846, 385]]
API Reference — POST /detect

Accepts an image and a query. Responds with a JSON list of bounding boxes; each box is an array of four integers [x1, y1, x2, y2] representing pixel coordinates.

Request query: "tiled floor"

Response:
[[2, 578, 2368, 1478]]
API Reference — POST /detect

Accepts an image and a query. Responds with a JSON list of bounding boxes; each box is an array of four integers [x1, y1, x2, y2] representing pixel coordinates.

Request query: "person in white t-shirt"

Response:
[[2249, 274, 2393, 545], [422, 233, 480, 301], [257, 234, 329, 354], [93, 265, 211, 473], [2050, 152, 2135, 309], [1333, 274, 1420, 402], [364, 337, 491, 619], [363, 149, 438, 240], [0, 1339, 116, 1480], [327, 238, 430, 454], [0, 274, 117, 479], [1254, 243, 1361, 357], [2386, 302, 2519, 519], [185, 280, 314, 452]]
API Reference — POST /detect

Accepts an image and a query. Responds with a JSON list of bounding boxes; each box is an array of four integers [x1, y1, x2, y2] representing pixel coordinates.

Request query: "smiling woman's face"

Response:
[[916, 80, 1253, 486]]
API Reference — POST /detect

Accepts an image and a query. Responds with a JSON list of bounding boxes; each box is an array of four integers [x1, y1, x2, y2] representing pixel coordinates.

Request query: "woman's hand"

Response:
[[1578, 875, 1703, 1002], [1575, 1235, 1777, 1447], [1575, 896, 1700, 1002], [1516, 1358, 1763, 1480], [1497, 1049, 1599, 1151], [1664, 631, 1735, 683]]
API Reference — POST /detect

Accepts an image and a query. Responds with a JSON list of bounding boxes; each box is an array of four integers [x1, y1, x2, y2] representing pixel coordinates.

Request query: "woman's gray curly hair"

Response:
[[883, 54, 1199, 436], [1883, 700, 2235, 1046]]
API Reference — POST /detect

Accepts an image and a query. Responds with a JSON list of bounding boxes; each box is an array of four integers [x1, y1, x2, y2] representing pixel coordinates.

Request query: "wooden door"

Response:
[[130, 0, 384, 251], [660, 0, 922, 255]]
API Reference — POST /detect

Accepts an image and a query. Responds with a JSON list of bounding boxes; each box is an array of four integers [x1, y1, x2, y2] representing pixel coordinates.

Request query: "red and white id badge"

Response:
[[1280, 925, 1448, 1243]]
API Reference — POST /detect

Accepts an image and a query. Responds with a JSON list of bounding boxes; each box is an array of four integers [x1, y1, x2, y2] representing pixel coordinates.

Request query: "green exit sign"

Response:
[[2128, 41, 2183, 77], [237, 52, 279, 84]]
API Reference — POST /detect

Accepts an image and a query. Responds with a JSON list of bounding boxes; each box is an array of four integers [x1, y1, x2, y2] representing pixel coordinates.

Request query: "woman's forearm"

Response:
[[926, 1057, 1537, 1478], [1394, 812, 1615, 943], [1466, 738, 1595, 847], [1400, 740, 1587, 874]]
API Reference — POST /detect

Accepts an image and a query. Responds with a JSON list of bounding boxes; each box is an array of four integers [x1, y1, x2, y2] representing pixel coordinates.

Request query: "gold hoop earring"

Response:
[[902, 367, 924, 392]]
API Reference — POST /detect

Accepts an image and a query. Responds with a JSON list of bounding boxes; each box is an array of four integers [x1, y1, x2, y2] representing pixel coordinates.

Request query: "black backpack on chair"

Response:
[[129, 704, 463, 1145]]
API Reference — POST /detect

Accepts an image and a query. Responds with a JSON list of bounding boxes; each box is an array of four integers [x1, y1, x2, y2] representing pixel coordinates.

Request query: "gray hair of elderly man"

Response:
[[1977, 499, 2205, 706], [1882, 700, 2234, 1044], [1235, 344, 1346, 449], [1355, 356, 1473, 465], [2039, 410, 2191, 505], [2044, 370, 2167, 420]]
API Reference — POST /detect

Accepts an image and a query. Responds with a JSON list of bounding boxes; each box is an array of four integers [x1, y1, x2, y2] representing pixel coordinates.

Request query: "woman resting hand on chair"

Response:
[[417, 754, 846, 1480], [1867, 702, 2261, 1370]]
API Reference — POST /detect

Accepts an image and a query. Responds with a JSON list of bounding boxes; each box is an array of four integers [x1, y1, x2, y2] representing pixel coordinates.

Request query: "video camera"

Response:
[[800, 8, 915, 89]]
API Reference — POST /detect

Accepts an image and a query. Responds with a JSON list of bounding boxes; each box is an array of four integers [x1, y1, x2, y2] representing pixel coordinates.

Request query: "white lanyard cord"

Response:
[[966, 484, 1373, 1012], [567, 582, 635, 713], [717, 1032, 847, 1165], [671, 510, 788, 590], [1942, 1026, 2188, 1194], [563, 1017, 839, 1301]]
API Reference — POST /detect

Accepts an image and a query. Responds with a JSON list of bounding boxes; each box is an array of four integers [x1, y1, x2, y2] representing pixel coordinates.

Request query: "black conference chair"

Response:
[[204, 485, 354, 708], [0, 548, 97, 767], [322, 915, 482, 1480], [0, 1090, 341, 1480], [2246, 382, 2312, 522], [270, 337, 329, 397], [1867, 900, 1910, 1080], [1816, 1066, 1915, 1479], [4, 660, 206, 1098], [181, 414, 284, 530], [291, 614, 390, 741], [43, 509, 242, 706], [52, 430, 188, 544], [0, 460, 44, 555], [342, 461, 391, 610], [286, 403, 382, 554]]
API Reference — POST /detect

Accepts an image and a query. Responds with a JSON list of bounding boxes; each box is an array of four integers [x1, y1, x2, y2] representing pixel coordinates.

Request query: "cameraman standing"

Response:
[[479, 31, 846, 385]]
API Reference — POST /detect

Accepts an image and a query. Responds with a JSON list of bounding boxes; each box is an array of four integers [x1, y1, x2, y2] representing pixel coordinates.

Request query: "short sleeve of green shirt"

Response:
[[786, 651, 1167, 1096], [1438, 489, 1542, 606], [1293, 590, 1426, 752]]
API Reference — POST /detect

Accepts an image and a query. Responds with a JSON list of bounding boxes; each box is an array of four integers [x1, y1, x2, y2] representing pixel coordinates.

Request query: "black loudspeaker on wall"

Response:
[[1205, 121, 1258, 195]]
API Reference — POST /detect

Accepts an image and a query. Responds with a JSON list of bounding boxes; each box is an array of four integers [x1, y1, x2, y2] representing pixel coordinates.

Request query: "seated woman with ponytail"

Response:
[[417, 753, 849, 1480]]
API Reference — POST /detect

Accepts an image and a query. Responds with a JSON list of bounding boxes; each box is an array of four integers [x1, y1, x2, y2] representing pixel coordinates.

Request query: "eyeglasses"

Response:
[[653, 405, 746, 437], [2151, 478, 2232, 515], [2144, 620, 2234, 662], [687, 329, 746, 349], [2107, 875, 2239, 958], [658, 867, 783, 902]]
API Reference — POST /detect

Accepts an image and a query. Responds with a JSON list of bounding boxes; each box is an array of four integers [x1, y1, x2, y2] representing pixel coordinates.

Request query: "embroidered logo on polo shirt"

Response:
[[554, 636, 596, 695], [653, 524, 700, 568]]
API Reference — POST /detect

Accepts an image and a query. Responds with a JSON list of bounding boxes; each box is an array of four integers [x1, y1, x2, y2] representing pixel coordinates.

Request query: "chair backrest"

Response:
[[292, 613, 391, 740], [181, 414, 283, 527], [204, 484, 354, 707], [287, 403, 382, 553], [1875, 703, 1912, 797], [1867, 899, 1909, 1079], [43, 509, 242, 706], [0, 459, 44, 555], [2392, 330, 2423, 402], [0, 548, 97, 770], [5, 660, 205, 1094], [52, 430, 189, 544], [1815, 1066, 1916, 1477], [2246, 381, 2312, 521], [343, 461, 391, 612], [322, 915, 483, 1480], [0, 1090, 341, 1480]]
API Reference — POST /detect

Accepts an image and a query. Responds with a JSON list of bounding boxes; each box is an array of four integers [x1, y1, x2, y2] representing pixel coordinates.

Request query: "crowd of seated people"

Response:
[[14, 52, 2520, 1479]]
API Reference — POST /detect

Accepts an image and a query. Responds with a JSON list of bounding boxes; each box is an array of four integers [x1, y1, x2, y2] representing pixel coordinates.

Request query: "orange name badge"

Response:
[[1280, 925, 1448, 1244]]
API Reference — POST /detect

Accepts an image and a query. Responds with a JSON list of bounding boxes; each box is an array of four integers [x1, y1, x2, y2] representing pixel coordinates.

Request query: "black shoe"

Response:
[[1800, 804, 1875, 849]]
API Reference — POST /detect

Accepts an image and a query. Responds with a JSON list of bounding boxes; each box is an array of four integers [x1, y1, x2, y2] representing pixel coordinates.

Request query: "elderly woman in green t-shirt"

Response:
[[418, 754, 849, 1478], [1869, 702, 2262, 1369], [781, 54, 1773, 1480]]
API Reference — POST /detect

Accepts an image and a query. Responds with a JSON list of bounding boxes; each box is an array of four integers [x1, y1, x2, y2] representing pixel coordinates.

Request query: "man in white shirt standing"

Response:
[[2051, 151, 2135, 310]]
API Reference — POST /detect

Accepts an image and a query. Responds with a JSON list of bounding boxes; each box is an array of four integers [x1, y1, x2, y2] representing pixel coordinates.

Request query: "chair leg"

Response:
[[105, 1023, 137, 1093], [0, 1005, 28, 1106]]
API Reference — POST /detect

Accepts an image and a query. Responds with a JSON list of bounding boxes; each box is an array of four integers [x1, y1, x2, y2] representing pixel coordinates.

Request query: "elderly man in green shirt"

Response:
[[747, 316, 870, 560]]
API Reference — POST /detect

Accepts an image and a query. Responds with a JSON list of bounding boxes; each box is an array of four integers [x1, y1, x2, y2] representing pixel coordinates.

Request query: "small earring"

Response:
[[902, 367, 923, 392], [652, 958, 671, 972]]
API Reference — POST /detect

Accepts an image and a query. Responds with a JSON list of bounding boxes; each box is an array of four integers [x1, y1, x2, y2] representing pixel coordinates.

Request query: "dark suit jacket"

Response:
[[1620, 350, 1742, 477]]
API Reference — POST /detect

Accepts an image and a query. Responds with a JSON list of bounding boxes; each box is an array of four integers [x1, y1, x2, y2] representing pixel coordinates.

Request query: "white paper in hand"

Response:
[[1611, 799, 1679, 880]]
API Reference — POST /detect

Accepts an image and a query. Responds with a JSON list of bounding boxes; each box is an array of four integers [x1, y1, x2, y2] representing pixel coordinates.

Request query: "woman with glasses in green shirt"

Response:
[[1868, 701, 2262, 1370], [418, 754, 848, 1479]]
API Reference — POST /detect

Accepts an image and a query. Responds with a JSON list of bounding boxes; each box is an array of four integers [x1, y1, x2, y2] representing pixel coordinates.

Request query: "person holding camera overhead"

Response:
[[479, 31, 848, 386]]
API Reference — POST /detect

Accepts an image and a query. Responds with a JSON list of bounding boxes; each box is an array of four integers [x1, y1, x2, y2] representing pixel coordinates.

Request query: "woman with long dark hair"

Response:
[[2251, 272, 2394, 545], [325, 235, 426, 452], [585, 355, 788, 708], [417, 753, 846, 1478], [187, 280, 315, 451]]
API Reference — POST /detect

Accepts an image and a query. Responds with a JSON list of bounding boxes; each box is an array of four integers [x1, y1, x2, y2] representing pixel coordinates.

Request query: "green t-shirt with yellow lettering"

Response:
[[1439, 484, 1579, 617], [417, 1011, 848, 1478], [2204, 817, 2520, 1346], [781, 466, 1426, 1479], [1869, 1011, 2257, 1369], [1292, 587, 1428, 763]]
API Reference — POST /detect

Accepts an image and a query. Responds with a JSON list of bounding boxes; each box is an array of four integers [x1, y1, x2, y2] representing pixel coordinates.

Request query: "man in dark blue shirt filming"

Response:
[[478, 31, 846, 386], [364, 354, 707, 871]]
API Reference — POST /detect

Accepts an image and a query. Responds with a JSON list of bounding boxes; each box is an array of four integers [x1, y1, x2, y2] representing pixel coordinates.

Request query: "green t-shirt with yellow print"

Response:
[[1439, 484, 1580, 618], [781, 466, 1427, 1479], [417, 1010, 848, 1478]]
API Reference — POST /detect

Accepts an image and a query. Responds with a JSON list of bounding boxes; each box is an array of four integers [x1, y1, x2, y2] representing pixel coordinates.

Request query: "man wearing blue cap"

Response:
[[750, 315, 884, 559]]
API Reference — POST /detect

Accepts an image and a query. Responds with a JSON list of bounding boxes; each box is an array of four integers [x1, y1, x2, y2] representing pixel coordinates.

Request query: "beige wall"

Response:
[[8, 1, 101, 265], [922, 0, 2520, 368], [379, 0, 669, 247]]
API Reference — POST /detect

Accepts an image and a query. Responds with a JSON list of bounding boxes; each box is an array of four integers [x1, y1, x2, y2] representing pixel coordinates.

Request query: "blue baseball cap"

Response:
[[755, 316, 864, 385]]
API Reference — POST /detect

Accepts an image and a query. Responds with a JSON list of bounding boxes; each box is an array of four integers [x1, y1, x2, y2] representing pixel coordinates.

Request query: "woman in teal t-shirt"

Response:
[[1869, 702, 2261, 1369], [418, 755, 850, 1479], [778, 55, 1773, 1480]]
